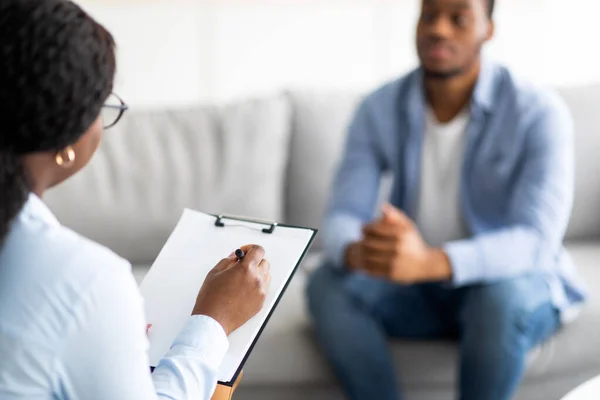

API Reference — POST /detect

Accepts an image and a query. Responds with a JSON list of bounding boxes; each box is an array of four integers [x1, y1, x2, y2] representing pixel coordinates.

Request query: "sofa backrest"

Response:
[[44, 85, 600, 265], [285, 85, 600, 246], [558, 84, 600, 240], [283, 91, 362, 250], [44, 95, 292, 264]]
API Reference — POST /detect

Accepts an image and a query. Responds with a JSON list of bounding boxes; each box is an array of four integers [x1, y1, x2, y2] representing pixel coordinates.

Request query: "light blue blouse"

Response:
[[0, 194, 228, 399]]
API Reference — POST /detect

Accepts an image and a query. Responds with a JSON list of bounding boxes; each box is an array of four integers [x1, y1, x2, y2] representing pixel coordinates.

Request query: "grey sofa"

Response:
[[45, 84, 600, 399]]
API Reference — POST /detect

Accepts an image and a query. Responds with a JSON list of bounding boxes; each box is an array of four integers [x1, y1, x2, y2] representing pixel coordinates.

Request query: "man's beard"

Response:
[[423, 66, 466, 80], [422, 44, 483, 80]]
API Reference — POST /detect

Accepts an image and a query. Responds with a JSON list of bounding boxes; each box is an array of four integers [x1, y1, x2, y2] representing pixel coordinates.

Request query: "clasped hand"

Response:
[[346, 204, 452, 284]]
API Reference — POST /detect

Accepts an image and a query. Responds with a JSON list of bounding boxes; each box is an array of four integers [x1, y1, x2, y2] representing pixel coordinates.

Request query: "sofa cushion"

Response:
[[240, 242, 600, 388], [284, 91, 362, 250], [559, 85, 600, 240], [44, 95, 292, 264]]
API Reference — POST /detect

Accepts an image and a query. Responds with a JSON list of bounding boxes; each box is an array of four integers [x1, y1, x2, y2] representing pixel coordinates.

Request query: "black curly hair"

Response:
[[0, 0, 116, 244]]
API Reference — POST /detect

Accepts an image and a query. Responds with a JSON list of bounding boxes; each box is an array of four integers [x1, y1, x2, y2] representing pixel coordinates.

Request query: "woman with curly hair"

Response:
[[0, 1, 271, 398]]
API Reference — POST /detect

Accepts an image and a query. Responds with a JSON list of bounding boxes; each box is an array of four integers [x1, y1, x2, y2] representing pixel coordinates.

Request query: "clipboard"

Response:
[[139, 209, 317, 386]]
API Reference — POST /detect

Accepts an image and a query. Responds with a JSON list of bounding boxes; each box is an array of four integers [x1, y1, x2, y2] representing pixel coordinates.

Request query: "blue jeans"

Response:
[[306, 265, 561, 400]]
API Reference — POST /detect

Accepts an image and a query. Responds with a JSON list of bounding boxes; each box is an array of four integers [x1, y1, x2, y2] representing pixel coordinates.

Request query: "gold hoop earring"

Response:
[[55, 146, 76, 167]]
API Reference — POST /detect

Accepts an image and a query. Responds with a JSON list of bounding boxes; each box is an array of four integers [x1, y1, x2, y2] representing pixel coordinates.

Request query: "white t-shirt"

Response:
[[415, 107, 470, 247]]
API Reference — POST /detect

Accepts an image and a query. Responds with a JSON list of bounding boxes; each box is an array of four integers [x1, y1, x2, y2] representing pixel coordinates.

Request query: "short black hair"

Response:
[[0, 0, 116, 243], [487, 0, 495, 18]]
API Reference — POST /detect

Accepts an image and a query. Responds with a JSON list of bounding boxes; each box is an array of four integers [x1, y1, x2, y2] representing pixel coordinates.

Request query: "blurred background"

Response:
[[80, 0, 599, 108]]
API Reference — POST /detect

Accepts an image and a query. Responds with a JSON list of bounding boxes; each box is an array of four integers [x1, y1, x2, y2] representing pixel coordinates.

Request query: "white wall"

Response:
[[79, 0, 600, 108]]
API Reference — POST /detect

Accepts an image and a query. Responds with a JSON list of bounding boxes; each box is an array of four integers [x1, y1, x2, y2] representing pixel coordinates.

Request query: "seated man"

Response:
[[306, 0, 587, 399]]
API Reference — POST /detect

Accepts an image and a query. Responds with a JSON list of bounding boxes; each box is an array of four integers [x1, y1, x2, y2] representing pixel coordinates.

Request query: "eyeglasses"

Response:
[[102, 93, 129, 129]]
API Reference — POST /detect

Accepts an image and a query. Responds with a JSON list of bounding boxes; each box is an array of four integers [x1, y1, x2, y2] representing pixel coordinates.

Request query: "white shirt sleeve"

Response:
[[59, 258, 228, 400]]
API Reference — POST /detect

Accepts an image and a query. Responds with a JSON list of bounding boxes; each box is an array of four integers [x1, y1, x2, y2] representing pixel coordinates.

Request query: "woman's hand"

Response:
[[192, 245, 271, 336]]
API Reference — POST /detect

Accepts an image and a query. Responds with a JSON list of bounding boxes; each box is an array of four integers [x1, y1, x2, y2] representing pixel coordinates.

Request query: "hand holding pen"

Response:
[[191, 245, 271, 336]]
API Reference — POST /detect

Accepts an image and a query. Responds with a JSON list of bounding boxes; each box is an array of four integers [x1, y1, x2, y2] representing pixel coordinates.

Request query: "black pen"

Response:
[[235, 249, 245, 261]]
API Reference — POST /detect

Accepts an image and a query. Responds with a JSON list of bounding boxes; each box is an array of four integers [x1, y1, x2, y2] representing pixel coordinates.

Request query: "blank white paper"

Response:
[[139, 209, 315, 383]]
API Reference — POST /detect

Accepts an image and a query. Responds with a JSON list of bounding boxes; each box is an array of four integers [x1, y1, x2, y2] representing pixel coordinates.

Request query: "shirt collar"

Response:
[[407, 58, 497, 114], [471, 58, 496, 112], [22, 192, 60, 228]]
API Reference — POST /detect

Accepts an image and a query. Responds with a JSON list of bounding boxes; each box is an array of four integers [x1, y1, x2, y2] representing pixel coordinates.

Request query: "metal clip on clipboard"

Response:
[[214, 214, 278, 234]]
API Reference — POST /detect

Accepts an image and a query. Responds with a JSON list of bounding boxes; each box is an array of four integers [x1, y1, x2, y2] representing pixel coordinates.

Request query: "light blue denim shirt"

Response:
[[0, 194, 228, 399], [324, 60, 587, 321]]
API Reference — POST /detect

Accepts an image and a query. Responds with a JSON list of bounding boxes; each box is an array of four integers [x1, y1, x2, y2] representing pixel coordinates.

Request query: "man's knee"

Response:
[[460, 274, 552, 340]]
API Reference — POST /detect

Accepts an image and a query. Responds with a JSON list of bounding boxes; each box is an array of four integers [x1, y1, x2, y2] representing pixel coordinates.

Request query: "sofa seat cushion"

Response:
[[241, 271, 334, 385], [238, 242, 600, 387], [132, 265, 151, 286]]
